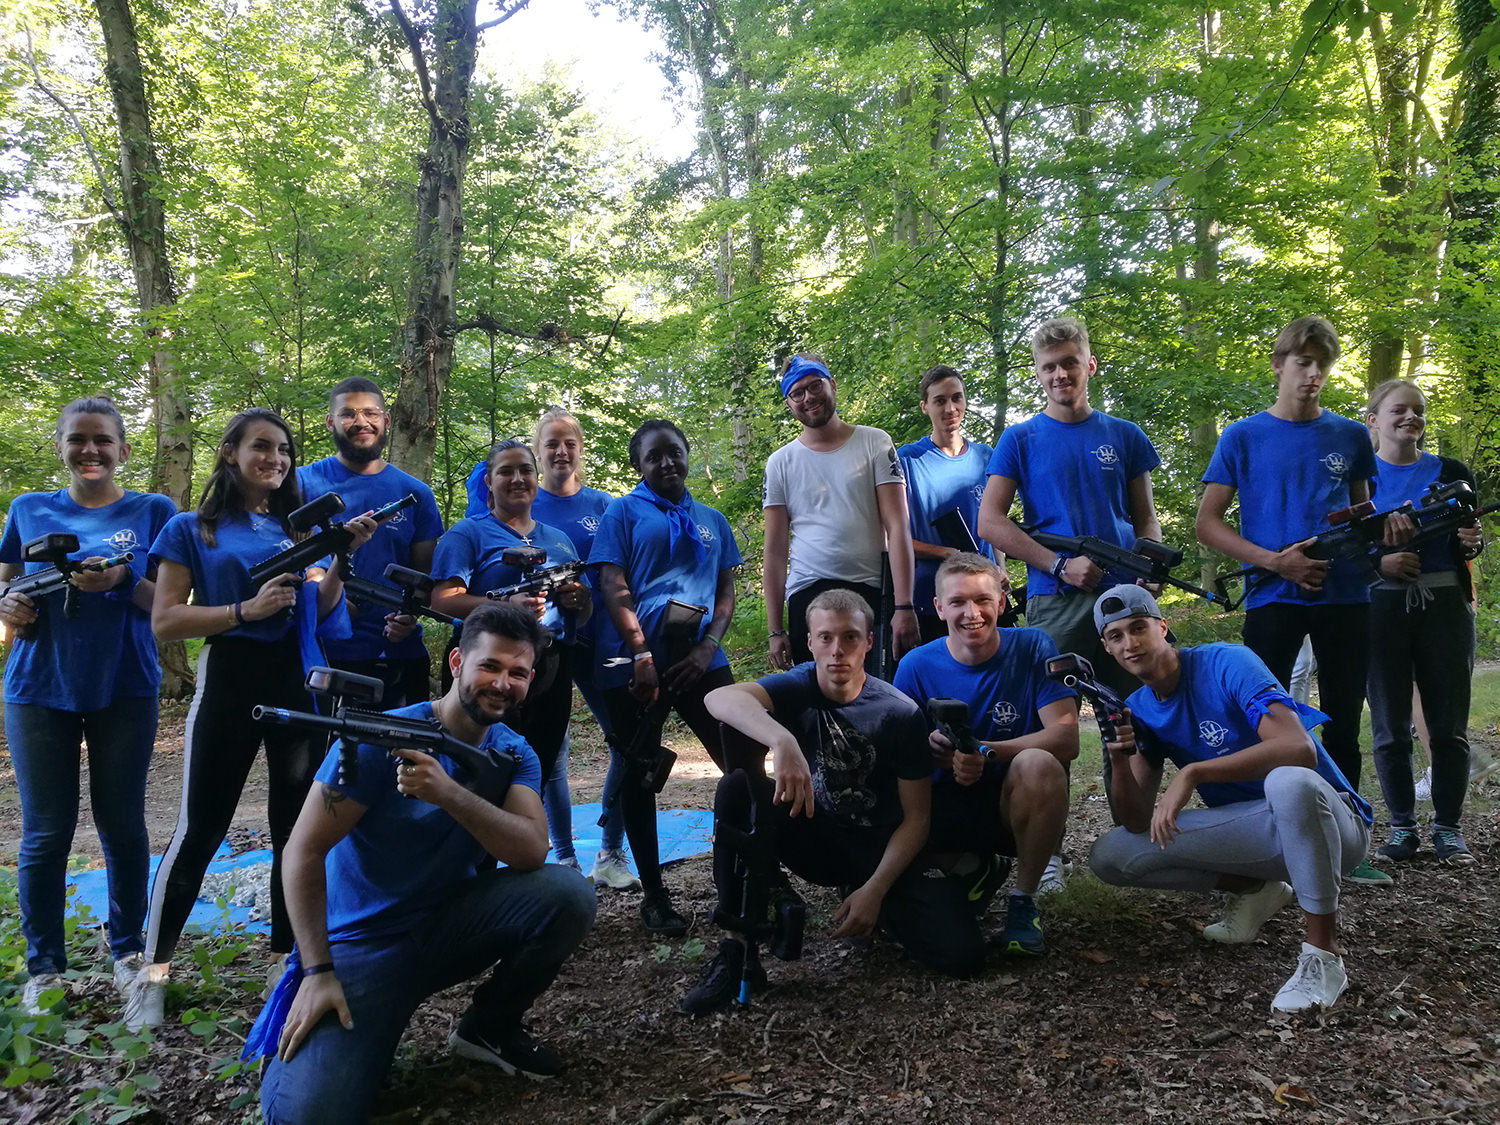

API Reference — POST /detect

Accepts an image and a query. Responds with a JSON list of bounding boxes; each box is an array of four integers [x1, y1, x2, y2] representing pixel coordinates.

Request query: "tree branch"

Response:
[[476, 0, 533, 33], [452, 312, 569, 342], [22, 23, 122, 224], [388, 0, 439, 125]]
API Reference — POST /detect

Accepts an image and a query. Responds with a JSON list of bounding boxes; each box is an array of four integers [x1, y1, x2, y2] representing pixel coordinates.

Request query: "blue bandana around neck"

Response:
[[779, 356, 831, 398], [629, 480, 707, 565]]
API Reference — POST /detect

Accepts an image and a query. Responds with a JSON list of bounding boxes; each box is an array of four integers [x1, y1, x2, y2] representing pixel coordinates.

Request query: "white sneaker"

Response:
[[1413, 767, 1432, 803], [21, 972, 66, 1016], [1271, 943, 1347, 1013], [1036, 854, 1071, 896], [555, 854, 582, 872], [590, 848, 642, 891], [1203, 880, 1296, 944], [113, 953, 146, 994], [123, 964, 167, 1032]]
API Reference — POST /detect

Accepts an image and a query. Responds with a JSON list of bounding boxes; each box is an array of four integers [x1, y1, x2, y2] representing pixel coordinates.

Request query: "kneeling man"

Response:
[[681, 589, 981, 1015], [250, 604, 597, 1124], [893, 553, 1077, 954], [1087, 586, 1372, 1012]]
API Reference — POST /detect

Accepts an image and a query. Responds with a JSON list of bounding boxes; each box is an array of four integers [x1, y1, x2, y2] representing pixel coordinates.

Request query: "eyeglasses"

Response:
[[337, 409, 385, 422], [786, 380, 826, 403]]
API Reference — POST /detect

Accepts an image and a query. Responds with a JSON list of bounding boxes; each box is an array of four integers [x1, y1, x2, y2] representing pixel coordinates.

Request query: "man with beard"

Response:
[[249, 604, 597, 1124], [299, 377, 445, 705], [763, 353, 919, 675]]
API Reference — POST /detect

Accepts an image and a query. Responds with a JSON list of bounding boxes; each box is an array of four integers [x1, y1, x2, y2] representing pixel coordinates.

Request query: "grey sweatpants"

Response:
[[1089, 766, 1370, 916]]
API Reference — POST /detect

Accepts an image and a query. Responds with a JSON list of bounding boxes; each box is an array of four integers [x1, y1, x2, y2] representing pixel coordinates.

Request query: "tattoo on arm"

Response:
[[320, 783, 348, 815]]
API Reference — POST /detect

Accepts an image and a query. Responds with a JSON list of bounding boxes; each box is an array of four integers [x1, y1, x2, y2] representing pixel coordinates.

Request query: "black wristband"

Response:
[[233, 601, 246, 625], [893, 604, 915, 612], [301, 962, 335, 976]]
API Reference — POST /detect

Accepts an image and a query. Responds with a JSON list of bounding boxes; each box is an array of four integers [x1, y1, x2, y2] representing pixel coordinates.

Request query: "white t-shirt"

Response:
[[762, 425, 904, 595]]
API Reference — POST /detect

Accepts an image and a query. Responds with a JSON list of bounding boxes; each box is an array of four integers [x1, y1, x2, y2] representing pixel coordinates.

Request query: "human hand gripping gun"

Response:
[[4, 534, 134, 641], [484, 545, 593, 603], [1024, 530, 1231, 609], [925, 698, 998, 761], [1370, 480, 1497, 563], [246, 492, 417, 590], [252, 667, 518, 801], [341, 561, 462, 630], [1046, 652, 1138, 755]]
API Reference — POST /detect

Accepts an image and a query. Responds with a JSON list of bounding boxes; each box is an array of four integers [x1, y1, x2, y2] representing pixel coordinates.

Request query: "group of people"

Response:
[[0, 312, 1487, 1124]]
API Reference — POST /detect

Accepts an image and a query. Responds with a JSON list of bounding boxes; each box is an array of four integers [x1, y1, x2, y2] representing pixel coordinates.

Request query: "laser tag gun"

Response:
[[252, 666, 518, 802], [1370, 480, 1499, 562], [933, 510, 1026, 627], [484, 545, 594, 603], [4, 534, 135, 641], [597, 599, 708, 825], [926, 698, 997, 761], [877, 552, 896, 680], [247, 492, 417, 590], [340, 561, 462, 630], [998, 583, 1027, 628], [711, 725, 807, 1007], [1025, 529, 1231, 609], [1046, 652, 1137, 755]]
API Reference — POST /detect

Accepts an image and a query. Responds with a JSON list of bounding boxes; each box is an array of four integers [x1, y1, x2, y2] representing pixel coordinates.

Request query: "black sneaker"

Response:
[[1377, 826, 1421, 862], [680, 939, 765, 1015], [449, 1022, 563, 1079], [641, 892, 689, 936], [1431, 825, 1475, 866], [954, 853, 1011, 918]]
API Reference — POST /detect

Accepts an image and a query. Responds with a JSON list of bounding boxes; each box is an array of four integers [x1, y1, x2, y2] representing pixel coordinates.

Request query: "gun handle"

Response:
[[63, 581, 81, 620]]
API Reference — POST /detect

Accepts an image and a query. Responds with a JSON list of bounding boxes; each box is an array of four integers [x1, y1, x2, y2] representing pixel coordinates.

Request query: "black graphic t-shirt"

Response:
[[759, 664, 930, 829]]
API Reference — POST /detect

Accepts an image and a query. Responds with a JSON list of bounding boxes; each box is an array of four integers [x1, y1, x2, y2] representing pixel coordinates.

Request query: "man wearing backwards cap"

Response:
[[762, 352, 920, 675], [1086, 584, 1373, 1013]]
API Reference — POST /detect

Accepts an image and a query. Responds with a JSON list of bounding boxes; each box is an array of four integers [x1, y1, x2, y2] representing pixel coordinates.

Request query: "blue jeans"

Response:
[[259, 864, 596, 1125], [542, 730, 576, 860], [6, 695, 157, 974]]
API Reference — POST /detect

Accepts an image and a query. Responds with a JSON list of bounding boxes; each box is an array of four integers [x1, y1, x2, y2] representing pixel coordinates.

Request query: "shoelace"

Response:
[[1433, 827, 1465, 851], [1287, 950, 1329, 998]]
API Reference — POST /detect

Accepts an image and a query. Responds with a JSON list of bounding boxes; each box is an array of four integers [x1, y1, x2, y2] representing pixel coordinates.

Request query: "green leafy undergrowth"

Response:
[[0, 864, 266, 1123]]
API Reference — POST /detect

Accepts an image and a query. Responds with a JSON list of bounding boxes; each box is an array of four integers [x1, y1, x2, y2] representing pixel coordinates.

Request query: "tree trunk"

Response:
[[388, 0, 484, 480], [93, 0, 194, 698]]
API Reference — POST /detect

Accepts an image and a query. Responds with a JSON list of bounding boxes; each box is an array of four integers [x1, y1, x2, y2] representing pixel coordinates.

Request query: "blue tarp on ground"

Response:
[[62, 802, 712, 935]]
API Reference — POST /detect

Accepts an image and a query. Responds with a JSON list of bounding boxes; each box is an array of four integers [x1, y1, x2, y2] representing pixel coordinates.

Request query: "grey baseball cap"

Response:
[[1093, 584, 1163, 634]]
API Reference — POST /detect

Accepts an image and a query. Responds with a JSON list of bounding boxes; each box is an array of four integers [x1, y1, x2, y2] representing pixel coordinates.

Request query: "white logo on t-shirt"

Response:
[[581, 515, 601, 533], [1093, 445, 1120, 467], [1198, 720, 1231, 748], [104, 529, 140, 553], [696, 524, 715, 543], [991, 700, 1019, 729], [970, 483, 986, 502], [1321, 452, 1348, 479]]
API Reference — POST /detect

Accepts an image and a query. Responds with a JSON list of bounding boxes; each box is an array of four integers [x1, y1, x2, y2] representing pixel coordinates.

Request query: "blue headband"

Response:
[[779, 356, 831, 398]]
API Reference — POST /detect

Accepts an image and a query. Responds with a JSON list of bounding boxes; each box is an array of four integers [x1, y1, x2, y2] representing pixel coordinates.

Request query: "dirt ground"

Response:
[[2, 697, 1499, 1124]]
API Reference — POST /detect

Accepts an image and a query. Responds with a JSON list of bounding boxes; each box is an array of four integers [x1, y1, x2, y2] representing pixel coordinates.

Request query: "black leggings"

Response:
[[602, 665, 733, 896], [146, 633, 320, 961]]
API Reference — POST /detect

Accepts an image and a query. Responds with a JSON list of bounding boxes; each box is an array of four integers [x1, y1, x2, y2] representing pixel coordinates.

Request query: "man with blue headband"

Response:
[[762, 353, 919, 676]]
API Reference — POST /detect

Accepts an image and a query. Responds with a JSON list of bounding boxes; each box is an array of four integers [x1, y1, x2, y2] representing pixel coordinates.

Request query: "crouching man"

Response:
[[248, 604, 597, 1124], [681, 589, 982, 1015], [1087, 585, 1372, 1013]]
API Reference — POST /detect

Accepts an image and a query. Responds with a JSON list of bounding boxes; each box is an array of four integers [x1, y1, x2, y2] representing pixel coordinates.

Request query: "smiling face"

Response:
[[920, 376, 967, 441], [1032, 341, 1096, 413], [1368, 383, 1425, 454], [327, 391, 389, 465], [935, 569, 1006, 663], [56, 410, 128, 487], [227, 419, 293, 499], [636, 427, 689, 502], [537, 419, 582, 491], [486, 446, 539, 519], [785, 374, 837, 429], [452, 630, 535, 725], [1100, 613, 1173, 684]]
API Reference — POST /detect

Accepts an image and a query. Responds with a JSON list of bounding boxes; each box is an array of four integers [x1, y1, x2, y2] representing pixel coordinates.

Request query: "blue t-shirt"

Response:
[[430, 514, 580, 641], [1, 489, 177, 710], [1202, 410, 1377, 608], [315, 702, 542, 942], [758, 665, 930, 829], [297, 459, 445, 662], [988, 411, 1160, 596], [898, 436, 995, 615], [1369, 453, 1454, 575], [149, 511, 349, 677], [533, 485, 614, 651], [893, 628, 1073, 754], [1124, 643, 1372, 824], [588, 490, 742, 689]]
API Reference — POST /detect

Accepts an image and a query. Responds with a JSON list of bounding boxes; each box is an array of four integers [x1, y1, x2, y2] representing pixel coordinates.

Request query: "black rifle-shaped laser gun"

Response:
[[247, 492, 417, 590], [1026, 530, 1231, 609], [341, 562, 461, 629], [1371, 480, 1499, 562], [926, 698, 998, 760], [252, 666, 518, 803], [485, 545, 593, 602], [1046, 652, 1135, 755], [5, 534, 134, 641]]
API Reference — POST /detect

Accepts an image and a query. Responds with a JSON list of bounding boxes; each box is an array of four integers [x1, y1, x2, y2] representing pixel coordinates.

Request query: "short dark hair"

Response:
[[919, 365, 964, 401], [628, 419, 690, 473], [459, 602, 543, 658], [329, 377, 384, 410], [56, 396, 127, 442], [806, 587, 875, 633]]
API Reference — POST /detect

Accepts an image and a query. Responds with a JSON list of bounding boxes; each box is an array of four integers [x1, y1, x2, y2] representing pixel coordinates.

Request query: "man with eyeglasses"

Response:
[[299, 377, 445, 706], [762, 353, 920, 676]]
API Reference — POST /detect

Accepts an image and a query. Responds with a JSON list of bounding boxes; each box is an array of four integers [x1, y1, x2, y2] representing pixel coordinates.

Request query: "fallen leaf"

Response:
[[1274, 1083, 1315, 1106], [721, 1072, 753, 1084], [1080, 950, 1113, 964]]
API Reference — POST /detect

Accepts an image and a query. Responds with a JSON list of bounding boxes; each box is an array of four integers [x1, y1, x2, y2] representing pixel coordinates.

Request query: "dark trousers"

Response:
[[146, 633, 319, 960], [329, 655, 430, 710], [712, 770, 984, 978], [787, 579, 885, 675], [602, 665, 733, 895], [1368, 586, 1475, 828], [1243, 601, 1370, 788]]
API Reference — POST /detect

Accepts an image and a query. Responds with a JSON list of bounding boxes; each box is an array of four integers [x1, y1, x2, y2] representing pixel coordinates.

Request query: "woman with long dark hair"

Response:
[[127, 407, 375, 1029]]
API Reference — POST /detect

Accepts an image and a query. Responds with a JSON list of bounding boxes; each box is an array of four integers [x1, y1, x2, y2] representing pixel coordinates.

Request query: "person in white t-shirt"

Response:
[[762, 354, 919, 676]]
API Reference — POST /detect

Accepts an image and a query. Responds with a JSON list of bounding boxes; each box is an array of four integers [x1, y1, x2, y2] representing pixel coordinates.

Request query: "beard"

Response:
[[332, 426, 386, 465], [457, 677, 512, 728]]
